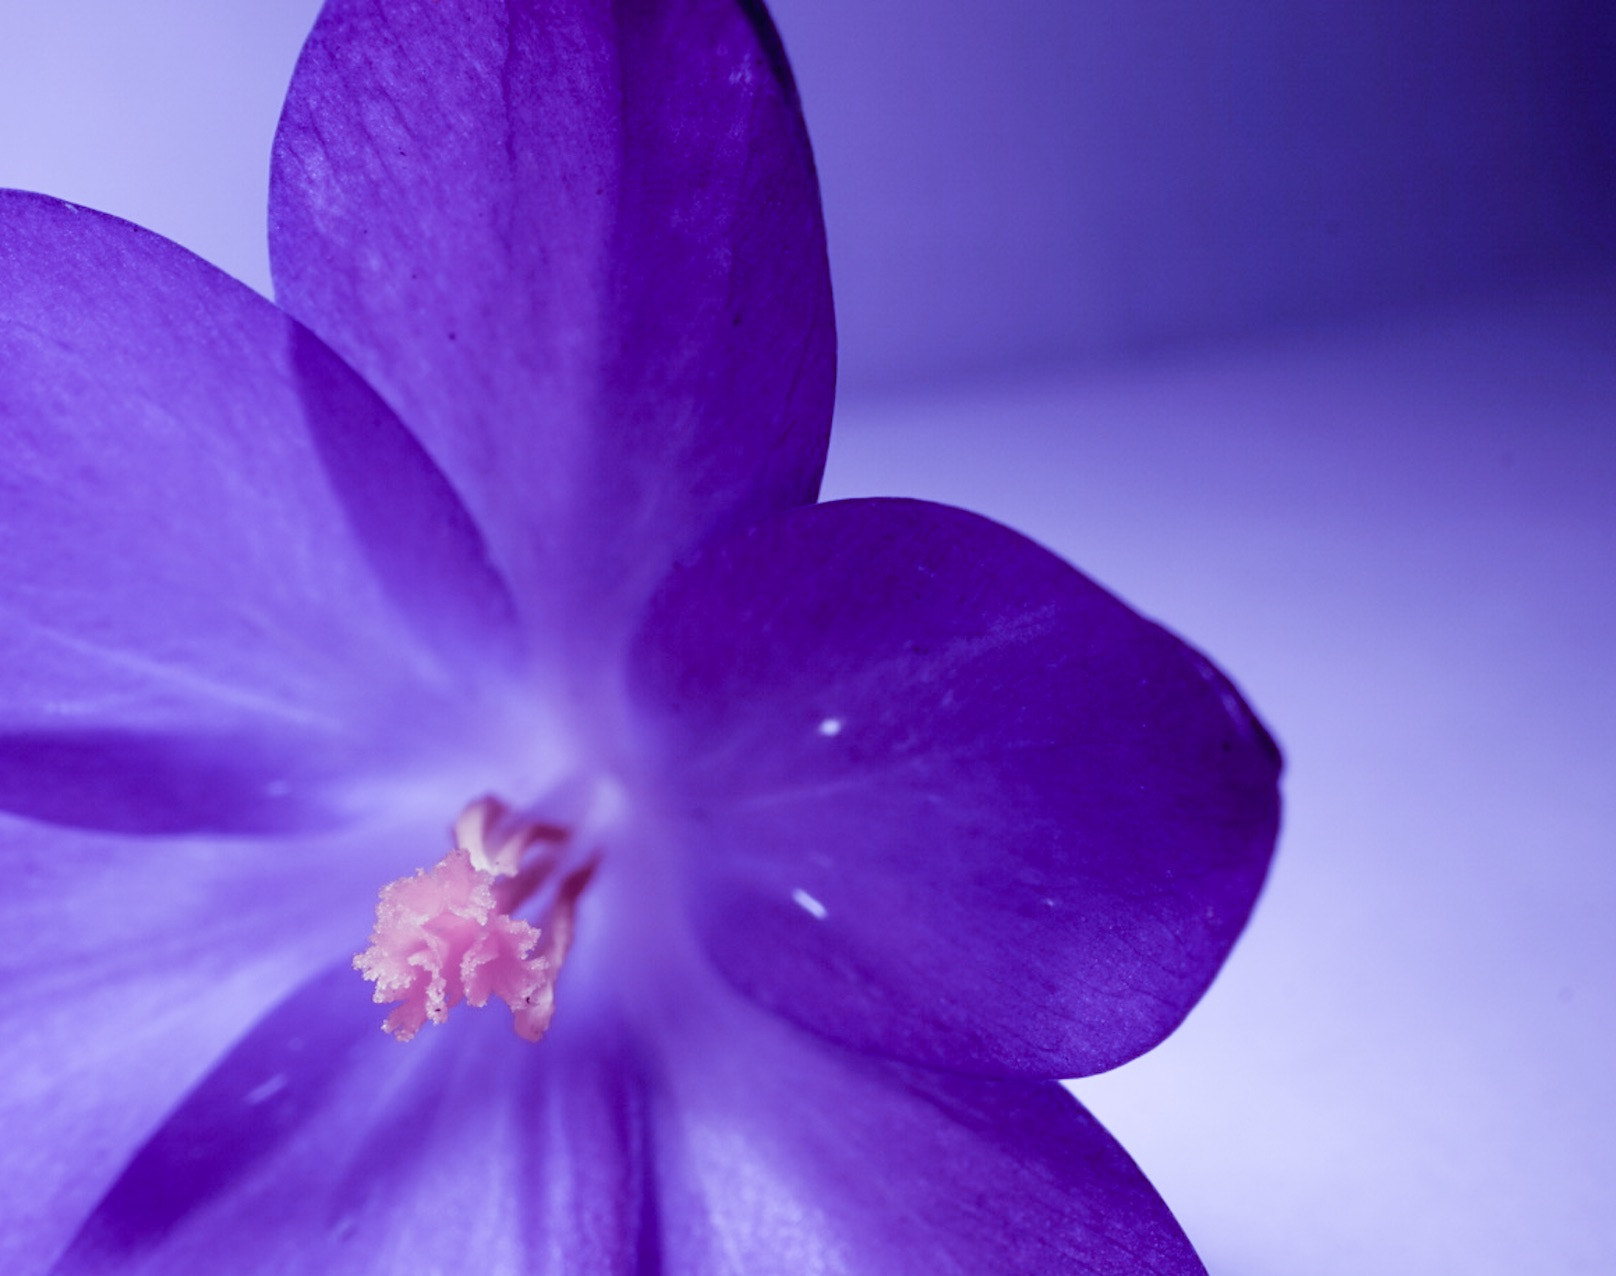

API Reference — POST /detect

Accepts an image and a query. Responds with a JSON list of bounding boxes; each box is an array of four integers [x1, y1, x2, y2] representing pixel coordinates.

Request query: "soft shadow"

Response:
[[0, 728, 342, 835]]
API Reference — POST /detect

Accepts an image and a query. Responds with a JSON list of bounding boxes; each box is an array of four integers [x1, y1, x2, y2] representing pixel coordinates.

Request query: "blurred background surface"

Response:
[[2, 1, 1611, 390], [4, 3, 1613, 1272]]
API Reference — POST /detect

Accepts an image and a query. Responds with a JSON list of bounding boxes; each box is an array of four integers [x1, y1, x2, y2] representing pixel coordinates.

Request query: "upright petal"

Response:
[[627, 498, 1281, 1078], [0, 192, 525, 834], [643, 965, 1206, 1274], [270, 0, 835, 659]]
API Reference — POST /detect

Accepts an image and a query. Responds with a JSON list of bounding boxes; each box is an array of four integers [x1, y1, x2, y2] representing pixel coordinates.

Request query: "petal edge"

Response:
[[628, 497, 1281, 1078]]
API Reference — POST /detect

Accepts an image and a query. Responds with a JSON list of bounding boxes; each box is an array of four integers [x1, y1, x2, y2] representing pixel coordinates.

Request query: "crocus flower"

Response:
[[0, 1, 1281, 1271]]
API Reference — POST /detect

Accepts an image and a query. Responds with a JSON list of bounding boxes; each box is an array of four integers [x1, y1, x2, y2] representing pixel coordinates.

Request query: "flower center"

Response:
[[354, 795, 597, 1042]]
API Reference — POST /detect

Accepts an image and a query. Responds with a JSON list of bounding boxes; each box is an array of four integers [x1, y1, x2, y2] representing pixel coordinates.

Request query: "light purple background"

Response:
[[3, 3, 1613, 1272]]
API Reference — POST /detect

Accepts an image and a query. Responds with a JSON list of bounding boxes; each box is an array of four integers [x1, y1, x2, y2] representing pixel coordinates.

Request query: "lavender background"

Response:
[[3, 2, 1613, 1271]]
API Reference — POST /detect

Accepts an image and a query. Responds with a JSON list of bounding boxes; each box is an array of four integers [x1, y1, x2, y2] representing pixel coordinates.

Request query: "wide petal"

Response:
[[0, 814, 430, 1276], [52, 967, 646, 1275], [0, 192, 526, 834], [626, 498, 1281, 1078], [270, 0, 835, 661], [643, 966, 1205, 1274]]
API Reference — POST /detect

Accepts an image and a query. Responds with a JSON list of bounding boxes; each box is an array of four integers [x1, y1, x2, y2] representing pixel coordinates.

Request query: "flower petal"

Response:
[[0, 814, 416, 1275], [627, 498, 1281, 1078], [0, 192, 525, 833], [270, 0, 835, 655], [645, 969, 1205, 1273], [54, 968, 646, 1274]]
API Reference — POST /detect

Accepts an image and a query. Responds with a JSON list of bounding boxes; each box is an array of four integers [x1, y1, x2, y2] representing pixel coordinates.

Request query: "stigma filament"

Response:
[[354, 796, 595, 1043]]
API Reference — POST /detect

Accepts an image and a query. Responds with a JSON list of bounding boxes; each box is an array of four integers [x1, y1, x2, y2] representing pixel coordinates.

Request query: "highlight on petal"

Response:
[[0, 191, 526, 834], [628, 498, 1282, 1079], [644, 967, 1206, 1274], [271, 0, 835, 656]]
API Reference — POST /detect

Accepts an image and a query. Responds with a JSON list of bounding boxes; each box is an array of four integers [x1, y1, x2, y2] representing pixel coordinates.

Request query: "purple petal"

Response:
[[647, 969, 1205, 1273], [627, 498, 1281, 1078], [270, 0, 835, 658], [0, 814, 415, 1275], [54, 967, 644, 1274], [0, 192, 525, 833]]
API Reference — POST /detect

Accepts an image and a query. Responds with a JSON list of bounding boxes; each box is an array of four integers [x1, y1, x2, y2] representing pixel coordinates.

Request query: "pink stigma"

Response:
[[354, 796, 593, 1043]]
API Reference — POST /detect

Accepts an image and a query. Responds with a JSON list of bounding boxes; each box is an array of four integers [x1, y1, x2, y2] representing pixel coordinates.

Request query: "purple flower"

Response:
[[0, 1, 1280, 1271]]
